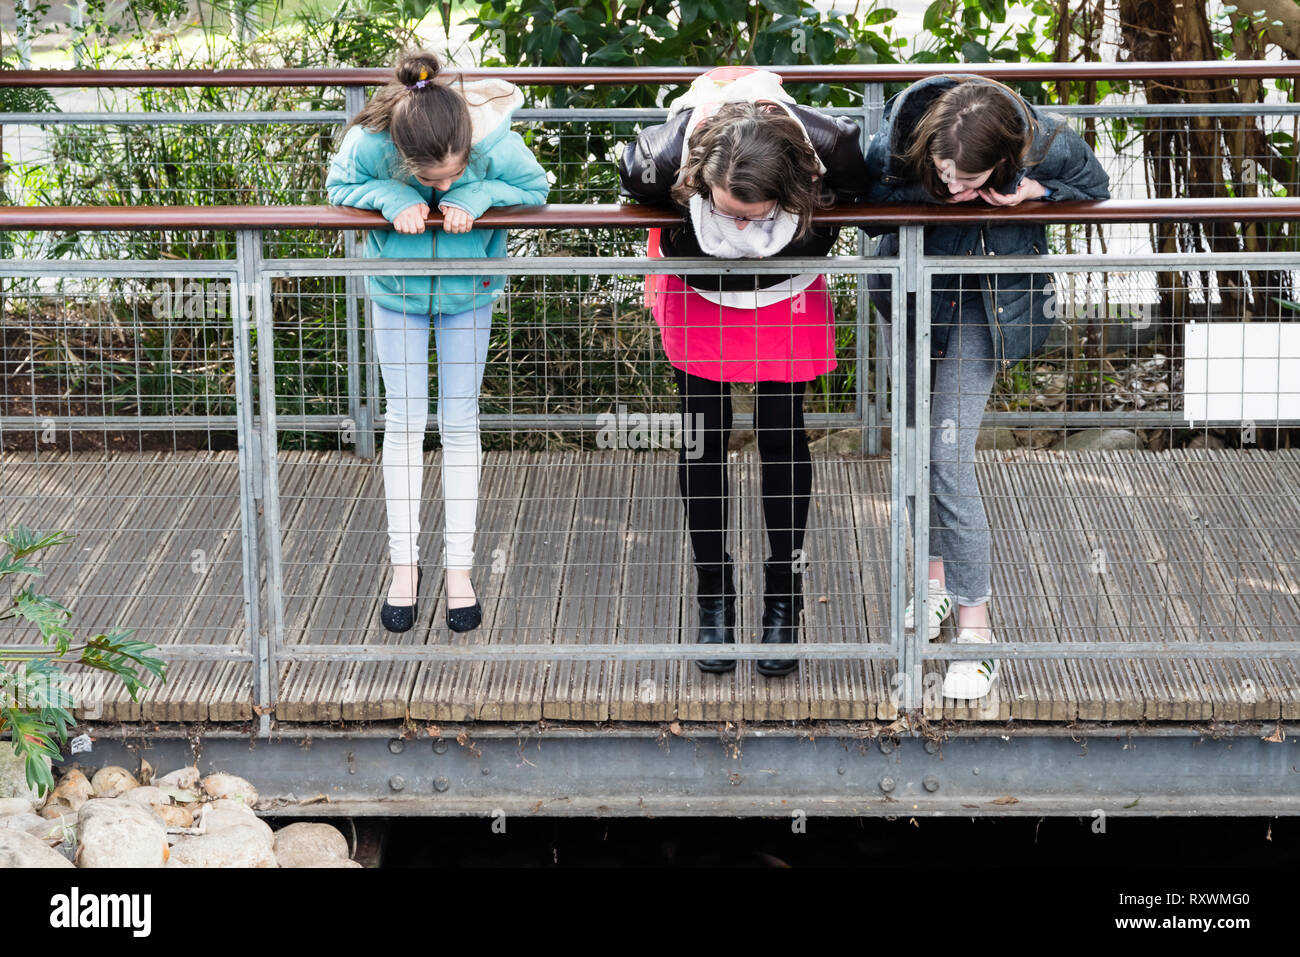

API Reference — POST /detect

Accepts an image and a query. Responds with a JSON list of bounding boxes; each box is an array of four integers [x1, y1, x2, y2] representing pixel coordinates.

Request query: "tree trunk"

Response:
[[1117, 0, 1292, 326]]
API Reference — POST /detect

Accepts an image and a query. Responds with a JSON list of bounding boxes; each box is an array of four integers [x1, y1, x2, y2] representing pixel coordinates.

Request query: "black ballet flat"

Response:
[[380, 566, 423, 634], [446, 589, 482, 633]]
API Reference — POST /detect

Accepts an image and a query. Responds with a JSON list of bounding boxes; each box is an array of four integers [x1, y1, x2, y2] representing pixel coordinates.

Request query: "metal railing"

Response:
[[3, 200, 1299, 729], [7, 61, 1300, 454], [5, 61, 1294, 455], [3, 63, 1299, 727]]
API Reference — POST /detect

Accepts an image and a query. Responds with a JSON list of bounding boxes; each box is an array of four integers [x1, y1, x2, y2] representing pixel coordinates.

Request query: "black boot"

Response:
[[694, 558, 737, 673], [757, 558, 802, 677]]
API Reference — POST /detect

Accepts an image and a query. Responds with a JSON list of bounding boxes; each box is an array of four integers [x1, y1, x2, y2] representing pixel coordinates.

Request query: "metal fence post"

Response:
[[908, 225, 932, 717], [862, 82, 886, 456], [234, 230, 272, 732], [895, 224, 927, 713], [243, 229, 284, 735], [854, 84, 871, 455], [342, 84, 376, 458]]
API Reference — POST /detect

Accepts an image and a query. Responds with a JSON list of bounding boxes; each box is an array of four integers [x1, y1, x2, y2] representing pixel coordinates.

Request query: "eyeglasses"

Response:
[[706, 197, 779, 223]]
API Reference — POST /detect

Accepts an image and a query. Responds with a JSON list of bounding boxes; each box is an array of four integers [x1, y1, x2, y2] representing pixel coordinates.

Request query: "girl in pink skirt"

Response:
[[618, 67, 866, 676]]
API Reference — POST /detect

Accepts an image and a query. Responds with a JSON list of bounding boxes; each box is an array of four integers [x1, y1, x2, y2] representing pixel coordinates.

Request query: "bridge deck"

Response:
[[2, 447, 1297, 725]]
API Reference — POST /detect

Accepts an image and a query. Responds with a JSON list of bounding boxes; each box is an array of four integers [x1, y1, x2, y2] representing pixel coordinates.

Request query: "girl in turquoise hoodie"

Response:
[[326, 50, 550, 634]]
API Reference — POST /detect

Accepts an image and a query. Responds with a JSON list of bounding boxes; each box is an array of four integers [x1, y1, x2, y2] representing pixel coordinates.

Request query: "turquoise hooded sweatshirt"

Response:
[[325, 78, 550, 316]]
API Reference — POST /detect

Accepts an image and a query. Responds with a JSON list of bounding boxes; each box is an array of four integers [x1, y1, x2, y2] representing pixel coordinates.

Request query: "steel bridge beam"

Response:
[[62, 722, 1299, 819]]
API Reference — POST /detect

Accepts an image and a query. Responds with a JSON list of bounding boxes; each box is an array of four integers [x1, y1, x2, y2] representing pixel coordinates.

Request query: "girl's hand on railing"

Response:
[[945, 188, 981, 203], [392, 202, 430, 234], [439, 204, 475, 234], [977, 178, 1047, 206]]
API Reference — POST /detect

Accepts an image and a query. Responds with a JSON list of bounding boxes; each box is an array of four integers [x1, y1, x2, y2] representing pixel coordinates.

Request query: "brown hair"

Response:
[[900, 76, 1060, 199], [344, 49, 512, 176], [670, 101, 830, 240]]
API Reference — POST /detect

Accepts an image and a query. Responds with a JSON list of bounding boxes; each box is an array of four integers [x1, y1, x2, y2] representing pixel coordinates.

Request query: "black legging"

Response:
[[673, 367, 812, 580]]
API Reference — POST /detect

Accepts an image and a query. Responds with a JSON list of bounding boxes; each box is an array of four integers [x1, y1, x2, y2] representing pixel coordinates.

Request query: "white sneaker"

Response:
[[904, 579, 952, 640], [941, 629, 998, 700]]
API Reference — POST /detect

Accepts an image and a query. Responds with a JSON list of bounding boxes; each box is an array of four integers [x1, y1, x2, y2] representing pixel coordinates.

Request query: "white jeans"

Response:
[[371, 299, 494, 569]]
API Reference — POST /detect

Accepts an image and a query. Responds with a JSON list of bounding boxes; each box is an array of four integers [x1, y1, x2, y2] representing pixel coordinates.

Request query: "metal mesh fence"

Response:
[[5, 241, 1297, 725], [2, 71, 1299, 724]]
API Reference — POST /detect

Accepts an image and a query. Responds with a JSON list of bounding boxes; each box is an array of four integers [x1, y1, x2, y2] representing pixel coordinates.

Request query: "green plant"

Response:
[[1, 527, 166, 796]]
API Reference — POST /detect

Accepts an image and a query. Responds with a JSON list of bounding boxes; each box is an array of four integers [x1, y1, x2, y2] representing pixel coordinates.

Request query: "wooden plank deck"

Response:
[[2, 447, 1296, 724]]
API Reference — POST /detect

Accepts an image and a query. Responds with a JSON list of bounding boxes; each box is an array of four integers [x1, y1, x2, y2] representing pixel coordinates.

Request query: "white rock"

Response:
[[157, 767, 201, 790], [0, 797, 34, 816], [152, 804, 194, 828], [0, 829, 74, 868], [0, 746, 49, 806], [314, 859, 363, 868], [975, 426, 1022, 451], [91, 766, 140, 798], [206, 797, 255, 815], [76, 799, 167, 868], [123, 786, 171, 808], [1060, 428, 1142, 451], [49, 768, 95, 811], [27, 815, 74, 846], [0, 813, 52, 838], [201, 773, 258, 807], [167, 825, 277, 868], [200, 806, 273, 843], [155, 783, 202, 804], [273, 822, 349, 868]]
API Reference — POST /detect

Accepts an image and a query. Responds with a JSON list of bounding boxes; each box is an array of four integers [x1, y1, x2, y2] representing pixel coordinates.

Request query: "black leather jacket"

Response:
[[617, 104, 866, 292]]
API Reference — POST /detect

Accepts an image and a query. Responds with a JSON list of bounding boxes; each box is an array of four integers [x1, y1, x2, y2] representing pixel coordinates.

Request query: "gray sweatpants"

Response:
[[879, 288, 996, 606]]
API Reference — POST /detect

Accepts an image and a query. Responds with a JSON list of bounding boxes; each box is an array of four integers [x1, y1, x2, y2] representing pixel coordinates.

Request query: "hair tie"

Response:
[[406, 67, 431, 91]]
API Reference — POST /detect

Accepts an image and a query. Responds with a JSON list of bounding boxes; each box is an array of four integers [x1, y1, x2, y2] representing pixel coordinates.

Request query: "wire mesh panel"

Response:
[[257, 257, 898, 723], [3, 233, 1299, 724], [0, 268, 259, 721], [910, 252, 1300, 722], [4, 67, 1300, 727]]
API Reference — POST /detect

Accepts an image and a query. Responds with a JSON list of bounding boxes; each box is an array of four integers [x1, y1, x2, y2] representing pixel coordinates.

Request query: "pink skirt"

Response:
[[649, 271, 838, 383]]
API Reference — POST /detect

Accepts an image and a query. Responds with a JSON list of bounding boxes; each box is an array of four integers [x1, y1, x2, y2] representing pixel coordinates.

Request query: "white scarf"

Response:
[[688, 192, 800, 258]]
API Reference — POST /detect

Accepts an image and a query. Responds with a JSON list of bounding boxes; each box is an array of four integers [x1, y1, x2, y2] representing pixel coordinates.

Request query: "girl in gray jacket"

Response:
[[863, 74, 1110, 699]]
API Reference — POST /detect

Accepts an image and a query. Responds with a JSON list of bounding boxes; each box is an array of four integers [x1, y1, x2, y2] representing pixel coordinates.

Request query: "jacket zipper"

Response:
[[980, 226, 1010, 369]]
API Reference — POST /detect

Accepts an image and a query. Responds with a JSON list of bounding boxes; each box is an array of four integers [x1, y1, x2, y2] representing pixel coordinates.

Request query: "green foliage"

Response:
[[463, 0, 918, 108], [1, 527, 166, 796], [7, 0, 1091, 450], [909, 0, 1052, 102], [9, 2, 409, 450], [0, 80, 60, 115]]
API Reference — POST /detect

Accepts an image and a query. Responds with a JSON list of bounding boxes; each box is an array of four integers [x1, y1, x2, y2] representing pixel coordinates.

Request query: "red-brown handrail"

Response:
[[4, 199, 1300, 230], [3, 61, 1300, 88]]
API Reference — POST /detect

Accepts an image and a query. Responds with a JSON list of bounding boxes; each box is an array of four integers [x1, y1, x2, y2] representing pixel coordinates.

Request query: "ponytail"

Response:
[[344, 49, 473, 173]]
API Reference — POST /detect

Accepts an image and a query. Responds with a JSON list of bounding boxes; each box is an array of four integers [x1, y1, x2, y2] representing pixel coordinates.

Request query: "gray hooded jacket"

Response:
[[862, 74, 1111, 366]]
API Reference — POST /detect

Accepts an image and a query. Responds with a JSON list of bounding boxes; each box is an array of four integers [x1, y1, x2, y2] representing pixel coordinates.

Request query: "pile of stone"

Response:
[[0, 749, 360, 868]]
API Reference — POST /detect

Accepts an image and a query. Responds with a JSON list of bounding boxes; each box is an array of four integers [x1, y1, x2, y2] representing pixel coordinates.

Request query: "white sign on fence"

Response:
[[1183, 322, 1300, 423]]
